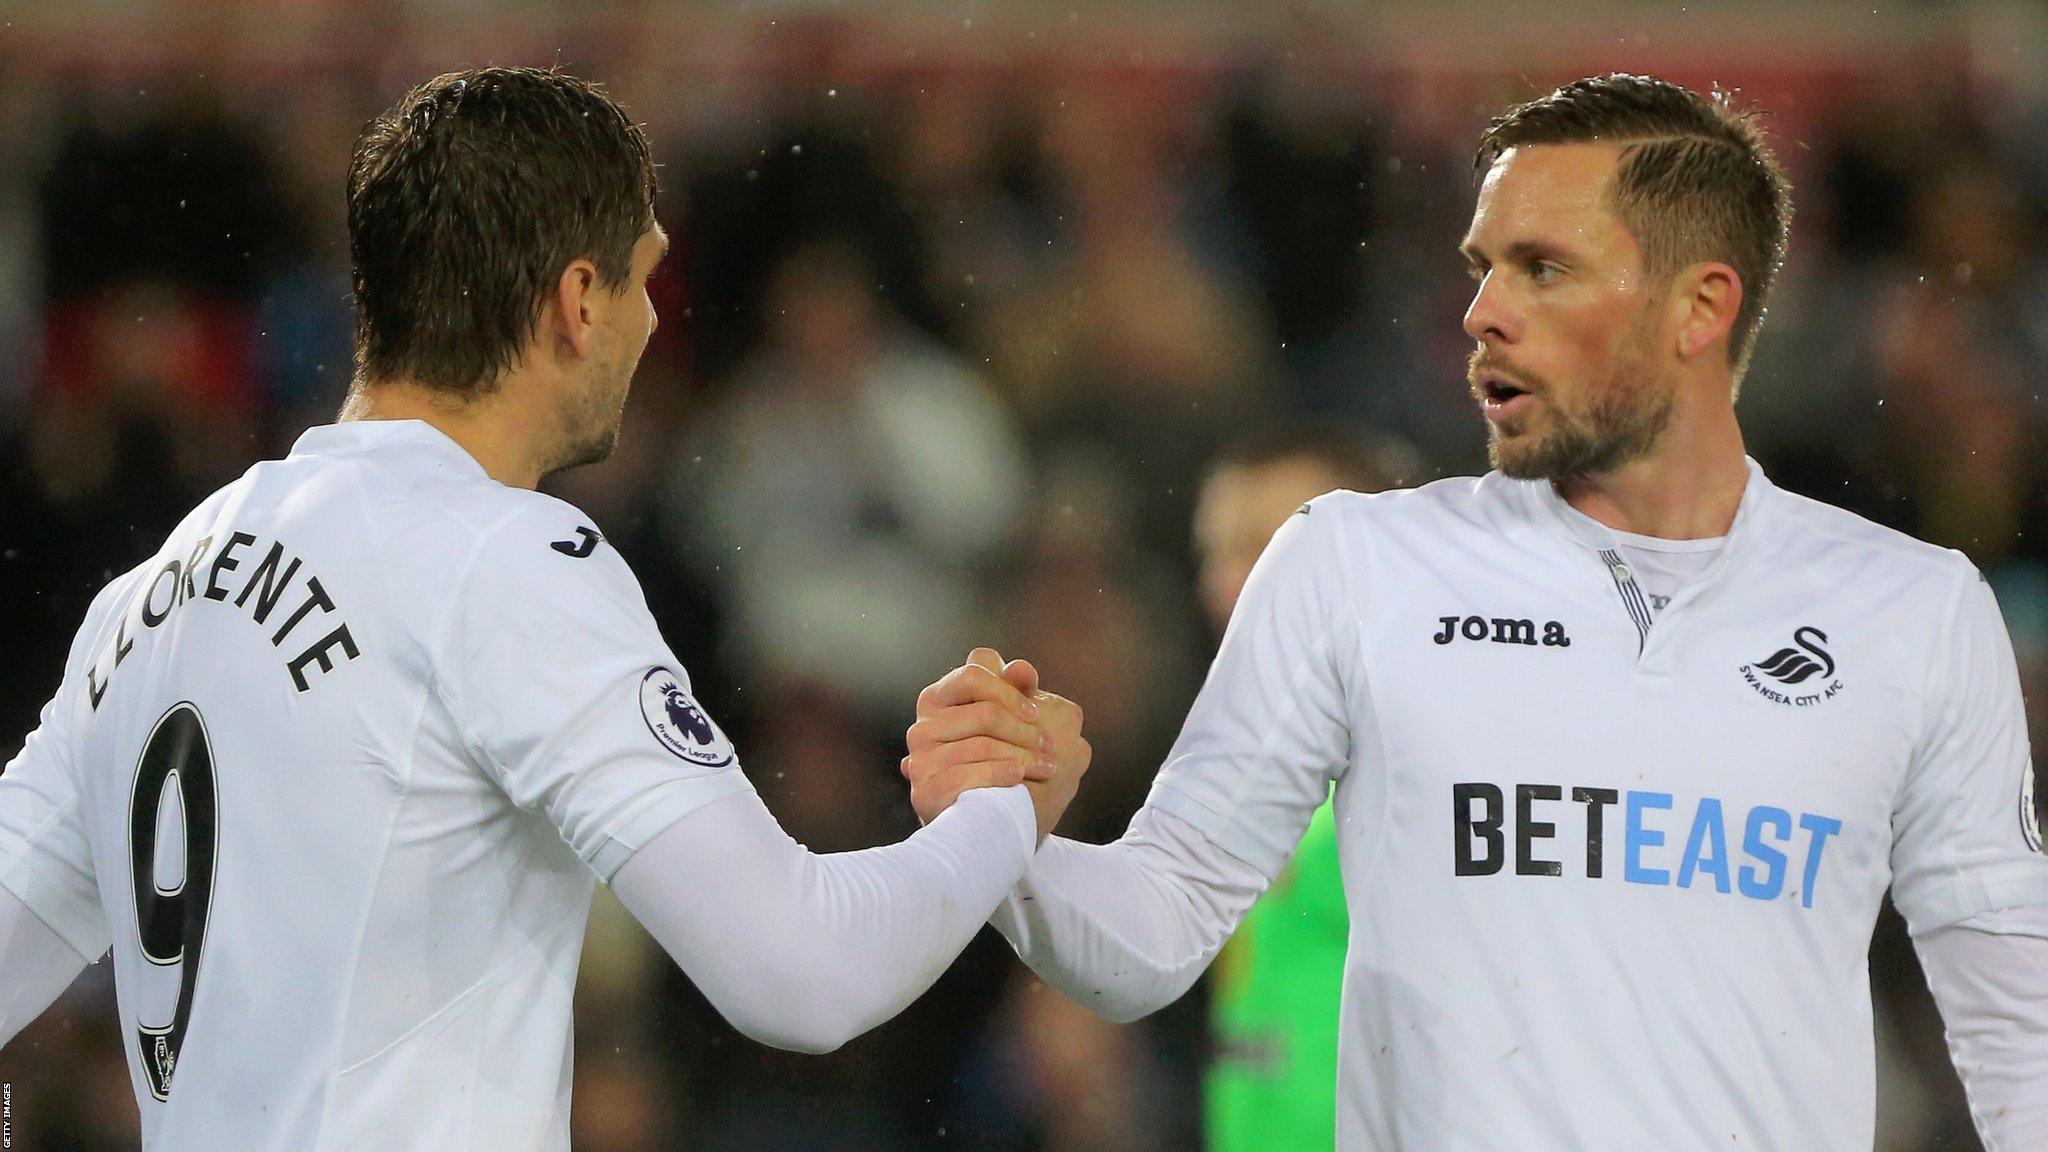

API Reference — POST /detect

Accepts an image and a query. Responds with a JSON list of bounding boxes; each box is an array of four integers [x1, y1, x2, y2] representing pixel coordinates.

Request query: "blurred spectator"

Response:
[[1866, 282, 2048, 567], [0, 63, 54, 418], [571, 1041, 685, 1152], [674, 238, 1030, 719], [997, 451, 1205, 842], [252, 72, 369, 440], [884, 72, 1055, 352], [968, 972, 1171, 1152], [981, 73, 1280, 562], [676, 48, 938, 382], [39, 76, 287, 305], [1192, 429, 1415, 629]]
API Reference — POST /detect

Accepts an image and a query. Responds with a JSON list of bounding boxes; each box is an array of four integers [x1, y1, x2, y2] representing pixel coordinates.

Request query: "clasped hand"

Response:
[[902, 647, 1090, 842]]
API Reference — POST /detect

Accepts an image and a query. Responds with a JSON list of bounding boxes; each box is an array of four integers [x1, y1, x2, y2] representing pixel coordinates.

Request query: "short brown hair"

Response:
[[1474, 73, 1792, 383], [347, 67, 657, 396], [1207, 427, 1407, 493]]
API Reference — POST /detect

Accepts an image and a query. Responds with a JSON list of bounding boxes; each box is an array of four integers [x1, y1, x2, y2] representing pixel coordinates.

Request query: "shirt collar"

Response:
[[1526, 455, 1776, 557], [288, 419, 491, 481]]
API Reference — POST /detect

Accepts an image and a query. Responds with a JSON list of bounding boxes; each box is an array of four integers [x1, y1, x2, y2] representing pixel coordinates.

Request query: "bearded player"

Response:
[[911, 74, 2048, 1148], [0, 68, 1084, 1150]]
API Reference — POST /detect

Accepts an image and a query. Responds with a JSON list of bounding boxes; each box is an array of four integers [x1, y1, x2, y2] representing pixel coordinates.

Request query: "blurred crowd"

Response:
[[4, 6, 2048, 1150]]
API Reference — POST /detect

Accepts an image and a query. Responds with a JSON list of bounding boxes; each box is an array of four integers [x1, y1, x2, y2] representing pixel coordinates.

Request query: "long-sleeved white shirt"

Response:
[[992, 807, 2048, 1149], [996, 463, 2048, 1150], [0, 419, 1036, 1150], [8, 780, 1034, 1058]]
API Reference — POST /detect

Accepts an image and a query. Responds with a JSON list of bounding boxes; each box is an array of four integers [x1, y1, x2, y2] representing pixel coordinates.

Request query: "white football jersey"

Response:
[[0, 420, 754, 1151], [1147, 459, 2048, 1150]]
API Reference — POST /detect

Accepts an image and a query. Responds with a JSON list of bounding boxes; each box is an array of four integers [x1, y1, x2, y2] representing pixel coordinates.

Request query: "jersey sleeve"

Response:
[[0, 577, 134, 961], [1890, 570, 2048, 935], [1145, 496, 1360, 880], [437, 505, 756, 883]]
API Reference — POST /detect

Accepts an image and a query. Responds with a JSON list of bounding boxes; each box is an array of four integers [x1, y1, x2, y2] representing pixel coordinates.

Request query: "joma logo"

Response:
[[1434, 615, 1572, 648]]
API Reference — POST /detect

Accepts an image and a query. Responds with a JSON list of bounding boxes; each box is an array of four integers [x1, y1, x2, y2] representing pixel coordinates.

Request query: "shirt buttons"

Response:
[[1610, 563, 1634, 582]]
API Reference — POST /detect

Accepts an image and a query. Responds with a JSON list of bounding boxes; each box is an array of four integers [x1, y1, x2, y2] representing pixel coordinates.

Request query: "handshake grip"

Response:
[[901, 647, 1091, 843]]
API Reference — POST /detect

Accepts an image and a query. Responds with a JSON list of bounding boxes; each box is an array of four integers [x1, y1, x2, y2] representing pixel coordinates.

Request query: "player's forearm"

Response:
[[612, 783, 1036, 1054], [1916, 906, 2048, 1149], [0, 886, 91, 1049], [989, 806, 1265, 1023]]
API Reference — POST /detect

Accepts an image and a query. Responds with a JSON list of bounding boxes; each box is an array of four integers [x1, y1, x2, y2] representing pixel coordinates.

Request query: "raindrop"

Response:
[[791, 144, 803, 156]]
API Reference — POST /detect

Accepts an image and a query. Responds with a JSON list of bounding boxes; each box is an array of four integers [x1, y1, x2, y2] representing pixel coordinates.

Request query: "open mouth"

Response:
[[1480, 377, 1528, 404], [1476, 375, 1534, 423]]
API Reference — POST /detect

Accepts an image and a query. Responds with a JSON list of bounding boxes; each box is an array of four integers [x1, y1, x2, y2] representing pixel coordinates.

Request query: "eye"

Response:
[[1527, 259, 1561, 285]]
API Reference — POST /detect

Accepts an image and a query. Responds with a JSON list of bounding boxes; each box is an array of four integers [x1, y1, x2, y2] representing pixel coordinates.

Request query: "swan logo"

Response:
[[1754, 627, 1835, 685], [639, 667, 735, 767], [1740, 627, 1844, 706]]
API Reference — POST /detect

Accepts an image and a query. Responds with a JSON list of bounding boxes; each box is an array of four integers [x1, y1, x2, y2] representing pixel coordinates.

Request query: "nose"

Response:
[[1462, 271, 1517, 346]]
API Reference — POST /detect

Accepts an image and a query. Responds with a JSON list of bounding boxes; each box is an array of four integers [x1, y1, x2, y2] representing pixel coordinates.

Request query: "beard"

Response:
[[543, 347, 635, 478], [1471, 312, 1674, 482]]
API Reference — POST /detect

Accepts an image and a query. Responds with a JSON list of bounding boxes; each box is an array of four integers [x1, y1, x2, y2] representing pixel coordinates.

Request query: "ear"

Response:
[[545, 258, 603, 361], [1673, 262, 1743, 362]]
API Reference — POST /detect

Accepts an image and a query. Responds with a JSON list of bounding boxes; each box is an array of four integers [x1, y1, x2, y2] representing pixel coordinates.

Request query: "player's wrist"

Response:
[[943, 783, 1039, 858]]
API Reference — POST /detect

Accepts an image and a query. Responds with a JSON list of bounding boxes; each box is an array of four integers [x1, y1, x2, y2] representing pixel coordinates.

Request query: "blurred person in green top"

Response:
[[1192, 430, 1406, 1152]]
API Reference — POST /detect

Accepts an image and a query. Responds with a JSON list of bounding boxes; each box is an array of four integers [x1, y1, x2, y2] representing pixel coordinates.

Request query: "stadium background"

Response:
[[3, 1, 2048, 1147]]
